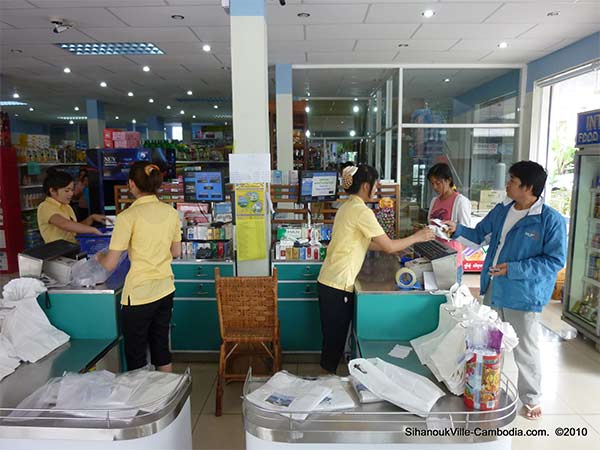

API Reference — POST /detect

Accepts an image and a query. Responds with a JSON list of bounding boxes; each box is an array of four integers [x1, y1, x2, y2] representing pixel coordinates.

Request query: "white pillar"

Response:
[[275, 64, 294, 172], [384, 78, 393, 180], [230, 0, 270, 276], [85, 99, 105, 149], [375, 89, 383, 174]]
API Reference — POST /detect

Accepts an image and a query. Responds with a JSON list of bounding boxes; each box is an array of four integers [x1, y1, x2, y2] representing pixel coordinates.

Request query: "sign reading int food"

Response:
[[576, 109, 600, 146]]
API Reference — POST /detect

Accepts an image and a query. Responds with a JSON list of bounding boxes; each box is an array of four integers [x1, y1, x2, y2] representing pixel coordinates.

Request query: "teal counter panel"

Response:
[[39, 292, 121, 340], [355, 293, 446, 342], [172, 263, 234, 280], [171, 300, 221, 351], [279, 300, 322, 351]]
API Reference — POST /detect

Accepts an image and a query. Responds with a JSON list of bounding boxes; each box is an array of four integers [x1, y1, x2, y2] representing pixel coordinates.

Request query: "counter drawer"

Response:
[[171, 299, 220, 351], [174, 281, 216, 298], [278, 281, 318, 299], [274, 263, 322, 281], [172, 263, 234, 280]]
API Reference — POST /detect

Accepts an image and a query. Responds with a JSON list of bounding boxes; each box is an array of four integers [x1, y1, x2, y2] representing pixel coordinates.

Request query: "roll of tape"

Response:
[[396, 268, 417, 289]]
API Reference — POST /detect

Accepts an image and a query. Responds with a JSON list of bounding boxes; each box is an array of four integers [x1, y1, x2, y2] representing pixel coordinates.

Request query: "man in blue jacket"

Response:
[[445, 161, 566, 420]]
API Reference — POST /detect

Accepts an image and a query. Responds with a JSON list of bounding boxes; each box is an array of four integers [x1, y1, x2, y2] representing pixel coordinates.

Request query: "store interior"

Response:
[[0, 1, 600, 450]]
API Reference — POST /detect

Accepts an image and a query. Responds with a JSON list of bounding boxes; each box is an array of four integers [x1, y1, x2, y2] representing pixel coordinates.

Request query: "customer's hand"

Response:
[[91, 214, 113, 225], [489, 263, 508, 277], [443, 220, 457, 234], [414, 227, 435, 243]]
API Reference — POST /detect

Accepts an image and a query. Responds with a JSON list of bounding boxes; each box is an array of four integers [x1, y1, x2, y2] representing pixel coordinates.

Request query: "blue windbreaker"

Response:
[[454, 197, 566, 312]]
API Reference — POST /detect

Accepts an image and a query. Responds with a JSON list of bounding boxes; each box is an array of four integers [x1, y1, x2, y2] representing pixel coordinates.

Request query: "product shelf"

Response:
[[17, 162, 84, 167], [20, 184, 43, 189]]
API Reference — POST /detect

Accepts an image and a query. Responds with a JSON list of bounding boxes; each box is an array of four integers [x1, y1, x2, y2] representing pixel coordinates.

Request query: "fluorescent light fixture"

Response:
[[166, 105, 171, 110], [444, 78, 451, 83], [0, 101, 27, 106], [74, 106, 79, 111], [100, 81, 107, 87], [127, 91, 134, 97], [213, 104, 218, 109], [498, 42, 508, 49], [29, 107, 34, 111], [305, 106, 310, 113], [215, 114, 232, 119], [69, 120, 74, 125], [305, 130, 311, 138], [57, 116, 87, 120], [63, 67, 71, 73], [148, 98, 154, 103], [353, 105, 360, 113], [349, 130, 356, 137], [202, 44, 211, 52], [187, 90, 193, 96], [180, 110, 185, 115], [422, 9, 435, 18], [142, 65, 150, 72], [57, 42, 164, 56], [12, 92, 20, 99]]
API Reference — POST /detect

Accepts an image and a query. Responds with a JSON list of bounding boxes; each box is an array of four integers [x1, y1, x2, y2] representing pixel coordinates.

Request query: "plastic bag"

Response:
[[349, 375, 383, 404], [312, 376, 357, 412], [71, 248, 128, 287]]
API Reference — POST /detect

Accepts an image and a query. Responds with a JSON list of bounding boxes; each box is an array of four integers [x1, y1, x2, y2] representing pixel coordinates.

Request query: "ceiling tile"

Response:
[[366, 3, 503, 25], [27, 0, 168, 6], [108, 5, 228, 27], [479, 50, 547, 63], [270, 40, 354, 53], [394, 50, 493, 63], [486, 3, 600, 24], [355, 39, 458, 52], [307, 51, 398, 64], [0, 8, 128, 28], [189, 26, 230, 42], [452, 38, 565, 52], [153, 41, 229, 55], [0, 0, 36, 8], [0, 28, 95, 44], [413, 23, 536, 40], [269, 52, 306, 64], [307, 24, 419, 41], [268, 25, 305, 41], [82, 27, 200, 43], [267, 3, 368, 25], [1, 44, 76, 57], [518, 23, 600, 39]]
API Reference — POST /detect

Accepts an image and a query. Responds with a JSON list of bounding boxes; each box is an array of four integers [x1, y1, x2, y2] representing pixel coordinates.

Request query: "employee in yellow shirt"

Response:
[[317, 165, 435, 373], [97, 162, 181, 372], [37, 168, 108, 244]]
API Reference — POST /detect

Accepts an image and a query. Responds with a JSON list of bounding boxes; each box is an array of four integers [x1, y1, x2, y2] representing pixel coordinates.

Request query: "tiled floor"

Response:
[[174, 298, 600, 450]]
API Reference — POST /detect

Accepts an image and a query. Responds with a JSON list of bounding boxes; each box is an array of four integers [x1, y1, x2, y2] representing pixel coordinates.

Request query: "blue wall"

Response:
[[11, 117, 50, 136], [453, 70, 520, 118], [527, 32, 600, 92]]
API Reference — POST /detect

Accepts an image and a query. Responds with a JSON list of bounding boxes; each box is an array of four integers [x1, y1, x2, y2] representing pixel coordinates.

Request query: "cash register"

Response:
[[402, 240, 458, 290], [18, 240, 85, 285]]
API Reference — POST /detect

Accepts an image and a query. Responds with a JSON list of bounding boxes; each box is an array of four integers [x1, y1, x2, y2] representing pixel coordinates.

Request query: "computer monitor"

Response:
[[299, 170, 338, 203], [183, 170, 225, 202]]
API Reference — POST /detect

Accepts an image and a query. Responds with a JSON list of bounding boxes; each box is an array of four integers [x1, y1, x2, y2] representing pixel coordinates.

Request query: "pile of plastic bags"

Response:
[[0, 278, 70, 381]]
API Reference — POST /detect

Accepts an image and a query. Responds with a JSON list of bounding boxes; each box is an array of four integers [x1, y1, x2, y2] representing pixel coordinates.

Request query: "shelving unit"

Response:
[[269, 101, 308, 170]]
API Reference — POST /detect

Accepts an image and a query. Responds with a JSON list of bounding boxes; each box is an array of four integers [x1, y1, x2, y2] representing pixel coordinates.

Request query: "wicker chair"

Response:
[[214, 267, 281, 416]]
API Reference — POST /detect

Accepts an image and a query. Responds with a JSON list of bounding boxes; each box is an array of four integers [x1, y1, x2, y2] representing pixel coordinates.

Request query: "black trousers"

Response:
[[121, 292, 174, 371], [318, 282, 354, 374]]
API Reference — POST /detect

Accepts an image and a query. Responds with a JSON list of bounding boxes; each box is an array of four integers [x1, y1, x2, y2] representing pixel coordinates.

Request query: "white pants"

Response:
[[484, 286, 542, 406]]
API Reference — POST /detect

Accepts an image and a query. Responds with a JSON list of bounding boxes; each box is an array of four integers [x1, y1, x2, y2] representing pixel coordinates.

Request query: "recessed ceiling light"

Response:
[[10, 49, 22, 54], [498, 42, 509, 49], [69, 120, 74, 124], [297, 12, 310, 18], [12, 92, 20, 99], [115, 116, 119, 119], [100, 81, 107, 87], [373, 106, 378, 112], [180, 110, 185, 115], [187, 90, 193, 96], [166, 105, 171, 110], [354, 98, 358, 101], [202, 44, 211, 52], [142, 65, 150, 72], [63, 67, 71, 73], [14, 114, 19, 117], [171, 14, 185, 20], [213, 104, 218, 109], [127, 91, 134, 97], [132, 119, 136, 124], [29, 107, 34, 111], [307, 92, 311, 97], [353, 105, 360, 113], [148, 98, 154, 103], [444, 78, 451, 83], [225, 121, 228, 125], [192, 115, 196, 119], [305, 106, 310, 113], [74, 106, 79, 111], [305, 130, 311, 138], [340, 121, 344, 124], [57, 42, 164, 55], [349, 130, 356, 137], [547, 11, 560, 17], [422, 9, 435, 18]]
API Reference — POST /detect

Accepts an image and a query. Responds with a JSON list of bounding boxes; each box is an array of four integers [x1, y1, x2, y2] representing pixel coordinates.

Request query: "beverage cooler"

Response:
[[562, 110, 600, 351]]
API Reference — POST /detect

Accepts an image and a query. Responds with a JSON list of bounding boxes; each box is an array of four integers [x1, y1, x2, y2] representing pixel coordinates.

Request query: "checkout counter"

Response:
[[243, 251, 519, 450], [0, 240, 194, 449]]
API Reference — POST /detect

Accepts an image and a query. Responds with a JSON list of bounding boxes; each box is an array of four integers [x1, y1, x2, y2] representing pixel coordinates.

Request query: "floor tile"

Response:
[[190, 371, 217, 414], [511, 414, 599, 450], [193, 414, 245, 450], [581, 414, 600, 434], [202, 380, 245, 415]]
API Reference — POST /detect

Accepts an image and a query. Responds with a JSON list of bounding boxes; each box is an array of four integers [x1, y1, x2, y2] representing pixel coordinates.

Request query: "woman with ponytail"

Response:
[[317, 164, 435, 374], [98, 161, 182, 372]]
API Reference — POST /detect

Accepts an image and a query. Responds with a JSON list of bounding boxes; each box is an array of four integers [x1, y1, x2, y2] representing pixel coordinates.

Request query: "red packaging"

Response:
[[217, 242, 224, 259], [464, 351, 502, 411]]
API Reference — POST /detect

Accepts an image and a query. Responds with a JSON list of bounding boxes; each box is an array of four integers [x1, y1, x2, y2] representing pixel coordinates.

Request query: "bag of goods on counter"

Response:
[[349, 375, 383, 404]]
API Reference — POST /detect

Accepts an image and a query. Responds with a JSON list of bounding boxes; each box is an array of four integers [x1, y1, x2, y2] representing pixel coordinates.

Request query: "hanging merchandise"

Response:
[[374, 197, 396, 238], [348, 358, 445, 417], [0, 278, 70, 363]]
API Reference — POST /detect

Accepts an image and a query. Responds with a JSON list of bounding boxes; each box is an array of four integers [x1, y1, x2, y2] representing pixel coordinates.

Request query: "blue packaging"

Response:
[[300, 247, 306, 260]]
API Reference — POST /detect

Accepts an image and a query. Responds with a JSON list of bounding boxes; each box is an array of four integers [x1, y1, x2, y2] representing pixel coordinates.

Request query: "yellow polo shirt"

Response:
[[109, 195, 181, 306], [318, 195, 385, 292], [37, 197, 78, 244]]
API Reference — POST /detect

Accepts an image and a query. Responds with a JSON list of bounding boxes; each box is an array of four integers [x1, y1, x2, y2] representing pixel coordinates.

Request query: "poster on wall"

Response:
[[235, 183, 266, 261]]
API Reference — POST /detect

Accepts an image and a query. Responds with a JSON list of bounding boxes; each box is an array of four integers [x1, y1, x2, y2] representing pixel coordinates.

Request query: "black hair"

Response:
[[340, 161, 355, 170], [509, 160, 547, 198], [129, 161, 163, 195], [345, 164, 378, 195], [43, 168, 74, 196], [427, 163, 455, 188]]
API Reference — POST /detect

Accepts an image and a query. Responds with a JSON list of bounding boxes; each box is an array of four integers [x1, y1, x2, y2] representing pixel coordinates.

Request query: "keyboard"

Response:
[[413, 240, 457, 261]]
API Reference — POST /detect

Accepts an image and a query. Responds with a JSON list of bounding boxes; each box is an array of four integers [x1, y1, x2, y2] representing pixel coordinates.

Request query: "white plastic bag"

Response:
[[313, 376, 357, 412], [429, 323, 467, 395], [348, 358, 445, 417], [71, 250, 127, 287], [349, 376, 383, 404]]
